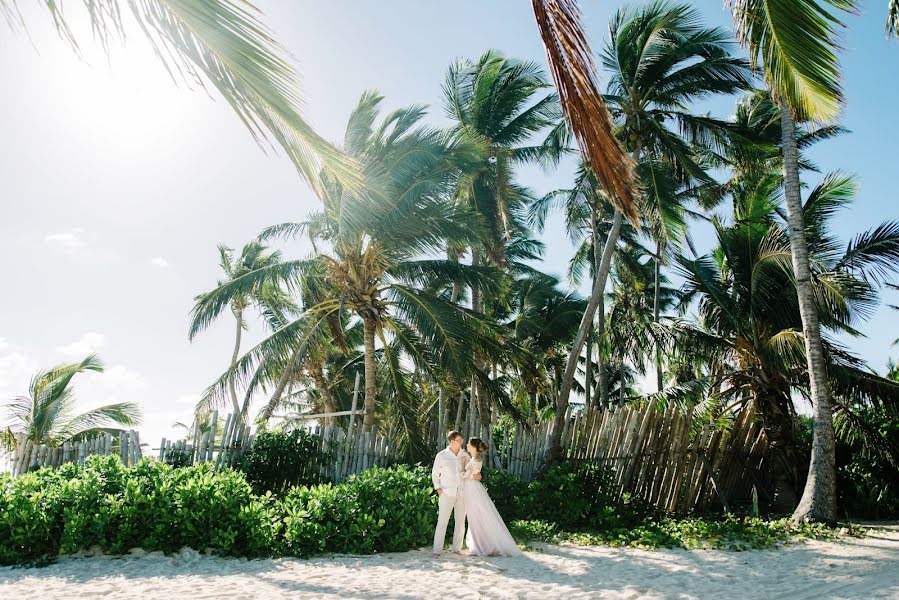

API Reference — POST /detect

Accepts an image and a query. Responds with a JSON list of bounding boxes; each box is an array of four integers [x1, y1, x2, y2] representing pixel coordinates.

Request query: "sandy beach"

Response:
[[2, 527, 897, 600]]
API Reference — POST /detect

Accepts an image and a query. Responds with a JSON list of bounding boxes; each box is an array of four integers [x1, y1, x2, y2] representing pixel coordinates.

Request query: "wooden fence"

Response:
[[7, 403, 768, 514], [429, 402, 769, 513], [8, 430, 143, 477]]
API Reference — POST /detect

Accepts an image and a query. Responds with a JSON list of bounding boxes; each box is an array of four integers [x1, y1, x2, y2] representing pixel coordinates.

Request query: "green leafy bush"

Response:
[[481, 467, 528, 522], [521, 462, 620, 528], [350, 465, 437, 552], [509, 519, 557, 543], [282, 465, 436, 557], [0, 455, 864, 566], [238, 429, 328, 495]]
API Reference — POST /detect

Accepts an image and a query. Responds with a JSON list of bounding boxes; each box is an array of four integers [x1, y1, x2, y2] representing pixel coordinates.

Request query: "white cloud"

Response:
[[0, 351, 39, 399], [149, 257, 169, 268], [44, 227, 87, 250], [56, 332, 105, 357], [92, 364, 149, 391], [0, 338, 8, 352]]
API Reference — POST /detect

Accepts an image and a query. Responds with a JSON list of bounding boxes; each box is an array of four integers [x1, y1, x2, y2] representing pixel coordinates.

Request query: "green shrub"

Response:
[[238, 429, 328, 495], [522, 462, 620, 528], [481, 468, 528, 522], [0, 467, 68, 564], [349, 465, 437, 552], [509, 519, 557, 543]]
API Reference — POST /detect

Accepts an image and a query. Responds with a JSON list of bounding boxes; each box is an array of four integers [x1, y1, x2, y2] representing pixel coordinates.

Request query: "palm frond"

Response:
[[5, 0, 360, 190], [729, 0, 859, 122], [532, 0, 638, 222]]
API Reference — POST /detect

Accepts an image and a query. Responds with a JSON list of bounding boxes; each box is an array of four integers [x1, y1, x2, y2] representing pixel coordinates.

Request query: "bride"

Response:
[[463, 437, 522, 556]]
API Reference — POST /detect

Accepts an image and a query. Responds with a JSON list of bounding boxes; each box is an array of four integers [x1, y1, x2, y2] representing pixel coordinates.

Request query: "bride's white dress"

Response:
[[463, 458, 522, 556]]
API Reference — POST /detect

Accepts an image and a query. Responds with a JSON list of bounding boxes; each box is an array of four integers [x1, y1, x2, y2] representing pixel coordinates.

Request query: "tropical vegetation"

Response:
[[3, 0, 898, 530]]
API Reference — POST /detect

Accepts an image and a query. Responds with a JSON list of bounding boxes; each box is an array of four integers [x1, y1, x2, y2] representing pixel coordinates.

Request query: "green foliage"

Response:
[[0, 457, 441, 565], [509, 519, 558, 543], [555, 515, 862, 551], [0, 457, 867, 565], [282, 465, 436, 557], [481, 467, 529, 521], [835, 408, 899, 519], [238, 429, 328, 495], [0, 456, 280, 565]]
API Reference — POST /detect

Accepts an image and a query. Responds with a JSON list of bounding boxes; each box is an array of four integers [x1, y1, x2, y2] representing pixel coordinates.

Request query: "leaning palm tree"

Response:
[[189, 240, 296, 420], [729, 0, 860, 522], [537, 0, 753, 467], [1, 355, 141, 449], [1, 0, 356, 189], [191, 92, 504, 458]]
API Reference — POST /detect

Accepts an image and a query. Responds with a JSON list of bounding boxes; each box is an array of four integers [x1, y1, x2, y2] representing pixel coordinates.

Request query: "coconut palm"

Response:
[[442, 50, 561, 423], [191, 92, 503, 458], [669, 172, 899, 510], [541, 1, 753, 467], [728, 0, 864, 522], [530, 162, 641, 408], [189, 241, 297, 420], [1, 355, 141, 449]]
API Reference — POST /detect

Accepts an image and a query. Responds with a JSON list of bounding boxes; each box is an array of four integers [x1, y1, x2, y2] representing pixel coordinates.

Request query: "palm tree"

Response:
[[670, 172, 899, 510], [191, 92, 502, 458], [728, 0, 863, 522], [530, 163, 641, 408], [1, 0, 356, 188], [1, 355, 141, 449], [539, 1, 753, 466], [189, 240, 296, 420], [442, 50, 560, 423]]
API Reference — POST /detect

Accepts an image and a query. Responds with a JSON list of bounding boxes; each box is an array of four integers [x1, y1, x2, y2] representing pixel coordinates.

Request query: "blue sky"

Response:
[[0, 1, 896, 446]]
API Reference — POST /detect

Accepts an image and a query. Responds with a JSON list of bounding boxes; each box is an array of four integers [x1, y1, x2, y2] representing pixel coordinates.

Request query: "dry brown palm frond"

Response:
[[532, 0, 638, 224]]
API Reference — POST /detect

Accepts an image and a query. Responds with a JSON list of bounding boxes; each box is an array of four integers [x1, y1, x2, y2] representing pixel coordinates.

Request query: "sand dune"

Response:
[[2, 527, 898, 599]]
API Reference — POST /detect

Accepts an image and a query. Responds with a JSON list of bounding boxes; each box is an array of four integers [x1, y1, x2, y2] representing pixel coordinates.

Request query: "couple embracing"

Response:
[[430, 430, 521, 557]]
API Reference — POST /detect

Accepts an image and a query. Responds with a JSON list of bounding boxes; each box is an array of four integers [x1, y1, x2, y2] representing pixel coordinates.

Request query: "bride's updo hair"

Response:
[[468, 437, 488, 459]]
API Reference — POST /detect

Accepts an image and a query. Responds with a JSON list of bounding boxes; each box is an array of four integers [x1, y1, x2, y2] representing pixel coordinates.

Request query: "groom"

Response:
[[431, 430, 480, 557]]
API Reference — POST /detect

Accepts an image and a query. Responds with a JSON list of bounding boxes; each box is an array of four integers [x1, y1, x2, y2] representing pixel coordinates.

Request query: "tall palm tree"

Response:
[[729, 0, 860, 522], [442, 50, 560, 422], [1, 355, 141, 449], [530, 162, 640, 408], [1, 0, 356, 188], [189, 240, 295, 420], [670, 172, 899, 509], [540, 1, 753, 466], [191, 92, 503, 458]]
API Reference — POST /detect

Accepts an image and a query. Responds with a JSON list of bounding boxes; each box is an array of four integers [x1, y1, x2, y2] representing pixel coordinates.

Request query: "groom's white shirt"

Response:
[[431, 448, 468, 497]]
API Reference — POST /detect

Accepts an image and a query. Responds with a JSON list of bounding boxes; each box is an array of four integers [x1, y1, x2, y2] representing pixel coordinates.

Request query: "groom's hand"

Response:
[[436, 488, 443, 495]]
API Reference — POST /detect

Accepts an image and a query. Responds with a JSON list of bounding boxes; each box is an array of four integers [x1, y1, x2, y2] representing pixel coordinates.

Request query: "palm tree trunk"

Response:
[[449, 248, 462, 304], [362, 315, 378, 432], [545, 210, 624, 468], [309, 362, 336, 425], [584, 320, 593, 408], [780, 106, 837, 523], [470, 247, 489, 423], [258, 346, 302, 425], [229, 307, 244, 419], [653, 241, 663, 392], [593, 212, 609, 408]]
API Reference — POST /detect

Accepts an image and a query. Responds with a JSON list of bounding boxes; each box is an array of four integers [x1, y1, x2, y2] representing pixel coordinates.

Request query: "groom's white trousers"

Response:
[[432, 491, 466, 553]]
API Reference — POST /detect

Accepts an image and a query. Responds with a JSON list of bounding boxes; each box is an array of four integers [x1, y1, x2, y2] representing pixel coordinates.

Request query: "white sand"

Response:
[[2, 528, 898, 600]]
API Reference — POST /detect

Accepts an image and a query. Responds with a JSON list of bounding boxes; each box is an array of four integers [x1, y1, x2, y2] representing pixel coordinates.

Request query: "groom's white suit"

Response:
[[431, 446, 468, 554]]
